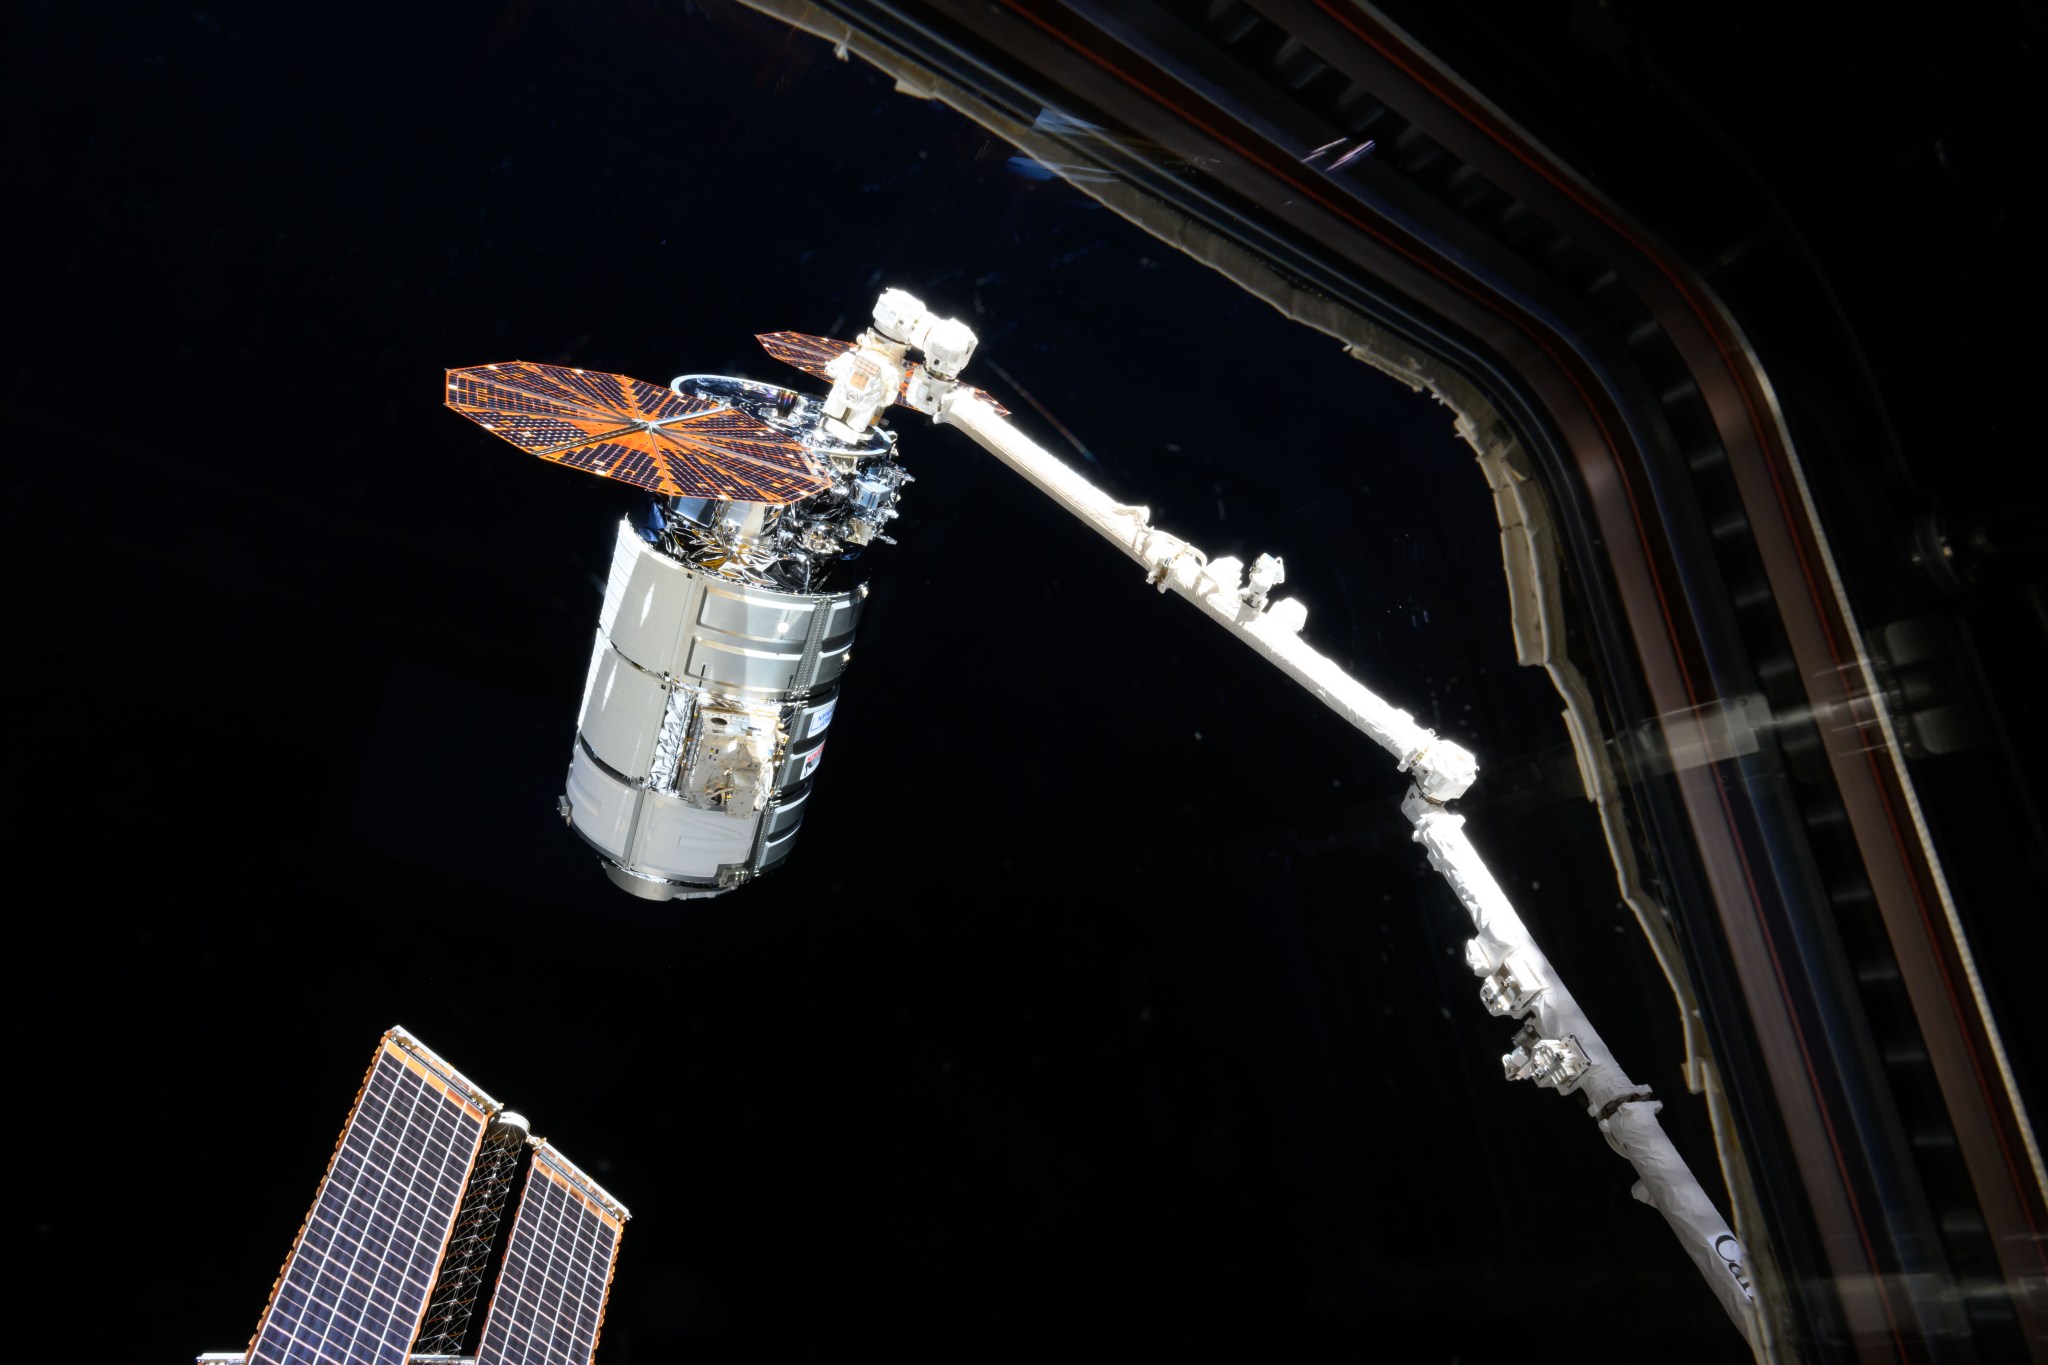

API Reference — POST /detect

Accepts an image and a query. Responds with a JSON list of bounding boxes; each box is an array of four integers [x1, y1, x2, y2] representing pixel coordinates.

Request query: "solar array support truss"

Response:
[[414, 1116, 533, 1355]]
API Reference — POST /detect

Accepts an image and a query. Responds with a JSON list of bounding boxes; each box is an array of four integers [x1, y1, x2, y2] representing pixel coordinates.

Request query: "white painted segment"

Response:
[[935, 369, 1754, 1349], [597, 517, 638, 636], [941, 392, 1474, 797], [577, 647, 670, 781], [630, 791, 761, 879], [1403, 788, 1757, 1346], [603, 522, 694, 677], [565, 745, 638, 859]]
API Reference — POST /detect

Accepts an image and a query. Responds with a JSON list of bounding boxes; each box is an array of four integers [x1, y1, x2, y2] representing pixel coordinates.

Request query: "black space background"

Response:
[[0, 3, 1927, 1362]]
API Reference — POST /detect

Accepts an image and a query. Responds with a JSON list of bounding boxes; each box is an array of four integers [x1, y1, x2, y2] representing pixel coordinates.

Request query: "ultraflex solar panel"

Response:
[[244, 1029, 502, 1365], [756, 330, 1011, 416], [446, 362, 831, 504], [474, 1142, 631, 1365], [755, 330, 851, 381]]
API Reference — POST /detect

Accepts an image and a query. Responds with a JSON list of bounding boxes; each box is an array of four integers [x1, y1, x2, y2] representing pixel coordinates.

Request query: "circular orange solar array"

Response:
[[446, 361, 831, 504]]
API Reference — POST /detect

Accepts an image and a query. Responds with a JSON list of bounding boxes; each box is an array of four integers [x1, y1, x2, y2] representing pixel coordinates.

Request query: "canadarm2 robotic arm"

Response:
[[821, 289, 1761, 1350]]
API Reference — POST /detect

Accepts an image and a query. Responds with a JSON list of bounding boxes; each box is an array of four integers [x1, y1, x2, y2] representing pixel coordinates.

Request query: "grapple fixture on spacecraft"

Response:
[[445, 293, 978, 899]]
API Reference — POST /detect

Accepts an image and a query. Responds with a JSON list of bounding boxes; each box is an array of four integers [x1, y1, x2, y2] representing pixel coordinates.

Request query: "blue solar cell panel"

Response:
[[244, 1030, 500, 1365], [474, 1144, 630, 1365]]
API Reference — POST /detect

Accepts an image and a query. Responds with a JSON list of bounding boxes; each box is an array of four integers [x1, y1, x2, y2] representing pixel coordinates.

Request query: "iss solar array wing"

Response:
[[242, 1029, 503, 1365], [473, 1143, 631, 1365]]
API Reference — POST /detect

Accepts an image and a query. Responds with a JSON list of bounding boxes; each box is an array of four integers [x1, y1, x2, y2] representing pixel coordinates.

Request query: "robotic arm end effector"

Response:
[[822, 288, 982, 435], [871, 288, 980, 378]]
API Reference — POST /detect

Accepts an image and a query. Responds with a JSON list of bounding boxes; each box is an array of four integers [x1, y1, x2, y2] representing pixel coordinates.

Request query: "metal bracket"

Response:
[[1478, 952, 1545, 1017], [1503, 1023, 1590, 1092]]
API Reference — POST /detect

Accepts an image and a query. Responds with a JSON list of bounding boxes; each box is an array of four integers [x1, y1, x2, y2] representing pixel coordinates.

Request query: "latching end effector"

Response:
[[821, 289, 981, 440], [873, 288, 978, 378], [1240, 552, 1285, 611], [1473, 946, 1547, 1018], [1503, 1021, 1591, 1092], [1397, 739, 1479, 804]]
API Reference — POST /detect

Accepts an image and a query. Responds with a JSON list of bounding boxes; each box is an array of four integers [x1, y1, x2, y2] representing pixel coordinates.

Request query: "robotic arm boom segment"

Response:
[[845, 288, 1760, 1351]]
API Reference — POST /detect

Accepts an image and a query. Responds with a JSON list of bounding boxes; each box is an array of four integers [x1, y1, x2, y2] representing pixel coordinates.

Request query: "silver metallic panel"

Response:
[[683, 637, 803, 694], [812, 639, 852, 685], [629, 790, 761, 880], [697, 585, 815, 642], [773, 737, 825, 790], [577, 645, 670, 781], [645, 690, 693, 791], [603, 521, 693, 677], [822, 597, 859, 639], [760, 826, 798, 865], [565, 746, 639, 860], [764, 789, 809, 838]]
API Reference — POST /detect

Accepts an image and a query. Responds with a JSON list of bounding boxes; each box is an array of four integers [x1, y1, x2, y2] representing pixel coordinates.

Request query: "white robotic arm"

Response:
[[859, 288, 1760, 1350], [819, 288, 983, 443]]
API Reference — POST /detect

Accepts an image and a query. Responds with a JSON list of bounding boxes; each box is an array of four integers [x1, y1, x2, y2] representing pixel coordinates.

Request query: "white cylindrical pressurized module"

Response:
[[449, 352, 911, 900], [563, 517, 862, 899], [549, 371, 906, 900]]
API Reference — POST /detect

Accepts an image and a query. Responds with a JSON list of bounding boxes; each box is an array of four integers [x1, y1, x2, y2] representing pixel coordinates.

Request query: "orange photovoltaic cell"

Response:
[[446, 362, 831, 504], [755, 331, 853, 382], [756, 331, 1012, 417]]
